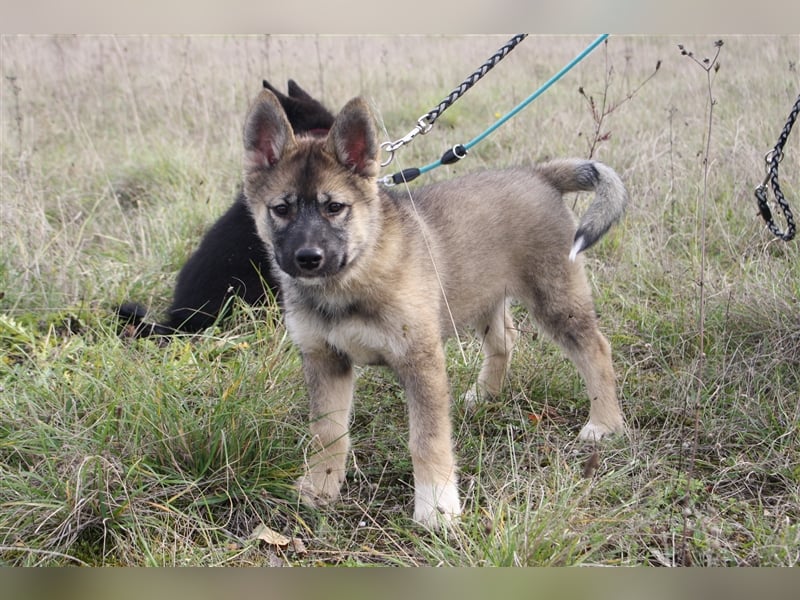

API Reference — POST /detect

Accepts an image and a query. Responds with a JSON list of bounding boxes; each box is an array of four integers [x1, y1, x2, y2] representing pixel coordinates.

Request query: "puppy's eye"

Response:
[[271, 204, 290, 217], [326, 202, 345, 215]]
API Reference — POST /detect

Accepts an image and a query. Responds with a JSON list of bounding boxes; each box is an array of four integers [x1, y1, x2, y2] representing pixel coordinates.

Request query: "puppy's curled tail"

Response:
[[537, 158, 628, 261]]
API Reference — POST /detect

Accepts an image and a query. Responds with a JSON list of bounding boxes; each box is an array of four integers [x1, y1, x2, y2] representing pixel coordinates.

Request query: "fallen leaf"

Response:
[[251, 524, 290, 547]]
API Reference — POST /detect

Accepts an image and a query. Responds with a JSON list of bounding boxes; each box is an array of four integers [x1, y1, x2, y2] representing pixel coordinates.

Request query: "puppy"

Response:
[[243, 90, 628, 526]]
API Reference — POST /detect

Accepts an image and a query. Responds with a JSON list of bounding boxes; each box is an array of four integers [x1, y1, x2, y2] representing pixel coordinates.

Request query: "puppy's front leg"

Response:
[[296, 345, 354, 507], [395, 338, 461, 527]]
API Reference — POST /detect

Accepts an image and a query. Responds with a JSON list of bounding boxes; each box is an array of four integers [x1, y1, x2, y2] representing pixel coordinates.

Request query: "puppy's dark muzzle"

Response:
[[295, 247, 325, 273]]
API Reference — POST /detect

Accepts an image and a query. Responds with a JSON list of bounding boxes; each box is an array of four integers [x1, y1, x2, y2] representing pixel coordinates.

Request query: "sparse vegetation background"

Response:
[[1, 35, 798, 566]]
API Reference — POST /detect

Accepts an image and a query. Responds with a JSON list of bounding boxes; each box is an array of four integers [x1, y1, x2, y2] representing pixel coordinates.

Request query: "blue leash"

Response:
[[381, 34, 610, 186]]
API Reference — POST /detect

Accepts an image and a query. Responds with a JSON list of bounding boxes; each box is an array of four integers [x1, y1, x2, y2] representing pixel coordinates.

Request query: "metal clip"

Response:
[[757, 149, 783, 192], [379, 142, 397, 167], [380, 127, 420, 167], [757, 172, 770, 192], [764, 148, 784, 168], [415, 114, 434, 135], [380, 115, 435, 167]]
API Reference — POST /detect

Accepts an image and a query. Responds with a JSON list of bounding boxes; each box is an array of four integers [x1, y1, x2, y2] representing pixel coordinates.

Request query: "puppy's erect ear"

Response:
[[262, 80, 290, 103], [287, 79, 314, 102], [326, 97, 379, 178], [243, 90, 296, 171]]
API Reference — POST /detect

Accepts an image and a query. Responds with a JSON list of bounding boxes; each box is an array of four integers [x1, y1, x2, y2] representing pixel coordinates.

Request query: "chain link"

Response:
[[755, 93, 799, 242]]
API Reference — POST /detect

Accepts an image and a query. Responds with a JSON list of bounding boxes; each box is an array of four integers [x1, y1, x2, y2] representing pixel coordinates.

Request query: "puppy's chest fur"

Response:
[[285, 291, 420, 366]]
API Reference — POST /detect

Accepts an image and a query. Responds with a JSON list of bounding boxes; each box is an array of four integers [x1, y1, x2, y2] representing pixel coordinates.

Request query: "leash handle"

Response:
[[755, 92, 799, 242]]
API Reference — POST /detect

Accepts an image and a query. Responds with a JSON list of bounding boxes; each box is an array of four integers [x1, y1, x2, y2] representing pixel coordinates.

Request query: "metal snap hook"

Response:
[[380, 141, 396, 167]]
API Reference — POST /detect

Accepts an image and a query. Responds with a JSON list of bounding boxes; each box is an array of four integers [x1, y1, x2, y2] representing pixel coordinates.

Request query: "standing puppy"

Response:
[[243, 90, 628, 527]]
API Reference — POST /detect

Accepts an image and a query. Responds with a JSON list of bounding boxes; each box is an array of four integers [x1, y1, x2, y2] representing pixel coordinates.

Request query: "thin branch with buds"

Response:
[[675, 37, 724, 567], [578, 41, 661, 159]]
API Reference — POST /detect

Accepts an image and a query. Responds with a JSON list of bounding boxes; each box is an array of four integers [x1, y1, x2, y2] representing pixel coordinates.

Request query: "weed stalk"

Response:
[[676, 38, 724, 567], [579, 41, 661, 159]]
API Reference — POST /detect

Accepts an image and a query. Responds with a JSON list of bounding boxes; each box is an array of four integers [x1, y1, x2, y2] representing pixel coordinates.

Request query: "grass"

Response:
[[1, 34, 799, 566]]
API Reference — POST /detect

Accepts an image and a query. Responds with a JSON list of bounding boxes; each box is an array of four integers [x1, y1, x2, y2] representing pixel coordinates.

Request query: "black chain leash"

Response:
[[754, 92, 799, 242], [381, 34, 528, 166], [423, 34, 528, 126]]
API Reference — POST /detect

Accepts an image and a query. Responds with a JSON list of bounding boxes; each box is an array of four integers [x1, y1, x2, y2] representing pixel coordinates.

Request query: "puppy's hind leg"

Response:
[[524, 266, 625, 440], [568, 327, 625, 441], [464, 301, 518, 406], [296, 346, 355, 507]]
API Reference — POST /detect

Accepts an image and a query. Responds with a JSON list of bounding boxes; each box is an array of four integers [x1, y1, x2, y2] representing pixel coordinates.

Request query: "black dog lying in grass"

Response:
[[118, 80, 335, 338]]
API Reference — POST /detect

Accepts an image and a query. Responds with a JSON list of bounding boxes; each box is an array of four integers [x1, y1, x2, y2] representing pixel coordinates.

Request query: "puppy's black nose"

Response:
[[295, 247, 324, 271]]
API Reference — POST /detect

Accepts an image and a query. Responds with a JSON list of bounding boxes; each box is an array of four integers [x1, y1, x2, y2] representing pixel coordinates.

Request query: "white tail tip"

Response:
[[569, 236, 584, 262]]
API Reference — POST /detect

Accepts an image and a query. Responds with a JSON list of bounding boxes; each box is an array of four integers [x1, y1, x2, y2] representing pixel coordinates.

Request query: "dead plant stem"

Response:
[[677, 39, 723, 566]]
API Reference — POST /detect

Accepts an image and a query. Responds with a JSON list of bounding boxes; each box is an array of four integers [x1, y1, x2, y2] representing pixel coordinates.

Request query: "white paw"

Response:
[[578, 420, 623, 442], [464, 381, 501, 409], [413, 479, 461, 528]]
